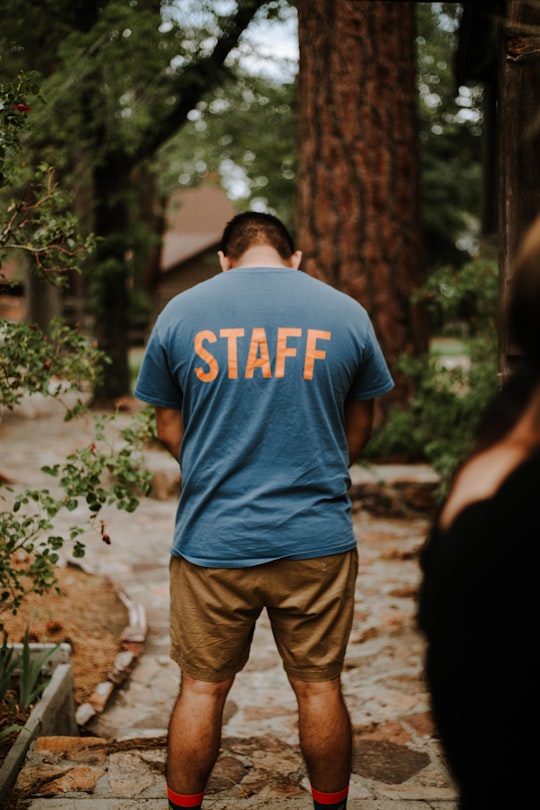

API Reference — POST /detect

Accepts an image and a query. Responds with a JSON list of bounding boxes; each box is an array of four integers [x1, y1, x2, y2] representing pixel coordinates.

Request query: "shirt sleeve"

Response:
[[134, 324, 183, 410], [349, 317, 394, 400]]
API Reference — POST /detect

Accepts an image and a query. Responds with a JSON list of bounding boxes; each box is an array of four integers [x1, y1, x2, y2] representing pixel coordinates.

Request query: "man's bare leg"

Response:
[[289, 676, 352, 792], [167, 672, 235, 794]]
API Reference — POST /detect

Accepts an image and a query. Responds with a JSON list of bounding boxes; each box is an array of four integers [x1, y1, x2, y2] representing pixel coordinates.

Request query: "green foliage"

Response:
[[42, 409, 155, 515], [1, 163, 96, 278], [0, 74, 157, 627], [0, 73, 95, 284], [0, 318, 107, 416], [416, 3, 483, 267], [0, 723, 25, 740], [161, 3, 483, 255], [1, 0, 486, 403], [415, 257, 499, 335], [364, 258, 499, 497], [0, 627, 61, 730], [0, 71, 42, 187], [14, 627, 61, 711], [156, 3, 297, 223], [365, 344, 497, 497], [0, 406, 155, 626], [159, 70, 297, 230], [0, 2, 274, 397]]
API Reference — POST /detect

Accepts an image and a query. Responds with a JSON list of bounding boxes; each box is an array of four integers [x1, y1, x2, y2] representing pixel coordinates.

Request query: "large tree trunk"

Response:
[[92, 153, 132, 402], [295, 0, 429, 407], [26, 270, 62, 334]]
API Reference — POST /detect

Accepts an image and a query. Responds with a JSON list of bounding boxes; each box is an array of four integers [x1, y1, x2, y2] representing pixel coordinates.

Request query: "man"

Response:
[[135, 212, 394, 810]]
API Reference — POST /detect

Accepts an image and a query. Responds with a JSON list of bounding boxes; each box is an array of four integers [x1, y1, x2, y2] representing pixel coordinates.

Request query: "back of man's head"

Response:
[[220, 212, 295, 262]]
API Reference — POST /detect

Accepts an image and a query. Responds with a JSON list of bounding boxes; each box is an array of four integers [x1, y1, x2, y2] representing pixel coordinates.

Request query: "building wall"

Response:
[[0, 293, 25, 322], [154, 247, 221, 319]]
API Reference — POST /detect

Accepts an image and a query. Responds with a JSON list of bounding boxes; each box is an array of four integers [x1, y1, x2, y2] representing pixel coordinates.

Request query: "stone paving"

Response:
[[1, 400, 458, 808]]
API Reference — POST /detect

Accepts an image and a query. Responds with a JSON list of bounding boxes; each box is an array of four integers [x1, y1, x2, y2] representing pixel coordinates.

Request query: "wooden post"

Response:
[[498, 0, 540, 383]]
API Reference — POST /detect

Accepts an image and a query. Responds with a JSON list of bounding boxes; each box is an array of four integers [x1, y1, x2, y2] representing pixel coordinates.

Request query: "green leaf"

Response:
[[0, 723, 26, 739], [17, 626, 61, 710]]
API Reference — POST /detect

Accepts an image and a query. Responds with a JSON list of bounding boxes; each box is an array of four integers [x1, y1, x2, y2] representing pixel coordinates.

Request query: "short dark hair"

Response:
[[220, 212, 295, 261]]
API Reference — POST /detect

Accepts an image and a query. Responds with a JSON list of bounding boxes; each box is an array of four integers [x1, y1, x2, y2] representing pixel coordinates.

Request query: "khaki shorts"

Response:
[[169, 548, 358, 683]]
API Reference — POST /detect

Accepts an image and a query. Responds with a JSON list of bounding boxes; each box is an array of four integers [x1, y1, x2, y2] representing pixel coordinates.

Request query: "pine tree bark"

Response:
[[295, 0, 429, 406]]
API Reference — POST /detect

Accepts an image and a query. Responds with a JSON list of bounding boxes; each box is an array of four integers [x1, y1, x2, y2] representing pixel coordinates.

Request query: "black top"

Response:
[[417, 450, 540, 808]]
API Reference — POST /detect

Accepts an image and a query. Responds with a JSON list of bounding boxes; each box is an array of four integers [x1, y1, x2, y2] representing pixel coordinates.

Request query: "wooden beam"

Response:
[[498, 0, 540, 382]]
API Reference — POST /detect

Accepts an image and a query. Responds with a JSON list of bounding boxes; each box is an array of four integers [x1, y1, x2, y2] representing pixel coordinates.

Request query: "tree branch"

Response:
[[133, 0, 266, 164]]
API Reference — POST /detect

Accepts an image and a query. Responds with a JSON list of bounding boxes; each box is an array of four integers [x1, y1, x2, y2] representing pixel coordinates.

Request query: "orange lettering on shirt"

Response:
[[304, 329, 331, 379], [245, 328, 272, 378], [219, 328, 245, 379], [194, 330, 219, 382], [275, 327, 302, 378]]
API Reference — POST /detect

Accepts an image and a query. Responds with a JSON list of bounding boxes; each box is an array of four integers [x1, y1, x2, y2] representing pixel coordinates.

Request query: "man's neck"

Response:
[[233, 246, 288, 268]]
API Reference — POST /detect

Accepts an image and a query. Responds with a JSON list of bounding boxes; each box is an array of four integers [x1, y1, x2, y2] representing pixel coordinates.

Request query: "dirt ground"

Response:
[[0, 563, 128, 764]]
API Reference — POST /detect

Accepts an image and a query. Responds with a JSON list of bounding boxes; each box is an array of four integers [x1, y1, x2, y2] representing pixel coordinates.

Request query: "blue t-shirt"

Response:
[[135, 266, 394, 566]]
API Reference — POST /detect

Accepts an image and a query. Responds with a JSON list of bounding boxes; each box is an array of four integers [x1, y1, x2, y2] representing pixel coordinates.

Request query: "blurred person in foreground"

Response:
[[417, 213, 540, 809], [135, 211, 394, 810]]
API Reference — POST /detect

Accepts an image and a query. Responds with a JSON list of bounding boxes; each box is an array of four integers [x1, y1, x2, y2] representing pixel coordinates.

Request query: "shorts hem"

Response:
[[284, 665, 343, 683], [171, 650, 247, 683]]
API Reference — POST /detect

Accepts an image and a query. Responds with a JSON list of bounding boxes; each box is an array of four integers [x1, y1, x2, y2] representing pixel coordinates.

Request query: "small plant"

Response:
[[0, 626, 61, 743], [14, 627, 61, 711]]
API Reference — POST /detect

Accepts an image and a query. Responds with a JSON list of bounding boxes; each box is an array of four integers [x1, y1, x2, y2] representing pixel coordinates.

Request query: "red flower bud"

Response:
[[12, 103, 32, 112]]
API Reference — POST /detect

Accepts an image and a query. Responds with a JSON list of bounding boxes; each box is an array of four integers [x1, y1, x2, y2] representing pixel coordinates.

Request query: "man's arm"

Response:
[[155, 406, 184, 461], [344, 398, 374, 466]]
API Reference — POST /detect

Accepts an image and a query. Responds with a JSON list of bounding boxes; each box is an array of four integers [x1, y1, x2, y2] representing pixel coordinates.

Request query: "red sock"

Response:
[[167, 785, 204, 808], [312, 785, 349, 809]]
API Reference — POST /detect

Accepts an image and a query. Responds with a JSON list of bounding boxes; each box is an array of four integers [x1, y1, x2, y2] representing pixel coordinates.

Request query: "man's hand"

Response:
[[344, 399, 374, 466], [155, 406, 184, 461]]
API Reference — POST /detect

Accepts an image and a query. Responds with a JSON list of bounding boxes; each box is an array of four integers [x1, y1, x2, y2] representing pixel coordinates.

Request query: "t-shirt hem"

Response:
[[171, 542, 357, 568], [134, 389, 181, 409]]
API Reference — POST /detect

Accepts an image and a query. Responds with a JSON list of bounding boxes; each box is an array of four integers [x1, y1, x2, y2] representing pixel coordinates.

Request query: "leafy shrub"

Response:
[[13, 627, 61, 711], [364, 258, 499, 498], [417, 257, 499, 337], [0, 318, 105, 416], [0, 406, 155, 628], [0, 73, 157, 630]]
